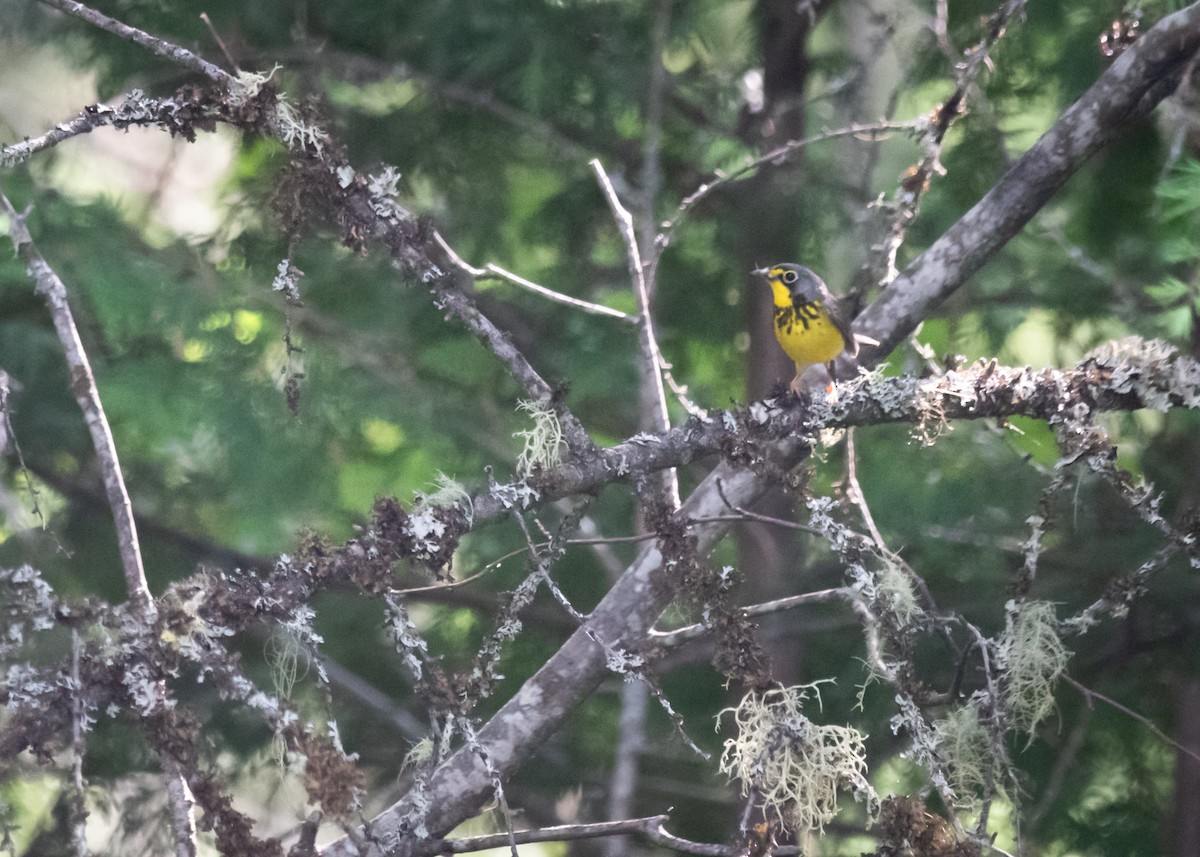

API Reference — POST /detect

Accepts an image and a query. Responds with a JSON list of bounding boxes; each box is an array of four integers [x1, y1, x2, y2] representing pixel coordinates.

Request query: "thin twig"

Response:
[[1064, 673, 1200, 766], [932, 0, 959, 63], [69, 630, 88, 857], [591, 158, 678, 509], [310, 653, 427, 741], [959, 618, 1017, 835], [657, 120, 920, 250], [457, 717, 520, 857], [843, 429, 886, 551], [1, 99, 126, 168], [687, 512, 819, 534], [38, 0, 232, 83], [427, 814, 670, 854], [0, 190, 150, 606], [1029, 704, 1090, 825], [843, 430, 941, 614], [435, 233, 635, 322], [570, 510, 632, 578], [641, 818, 802, 855], [663, 366, 706, 418], [711, 477, 821, 534], [419, 531, 659, 590], [427, 277, 596, 456], [391, 565, 497, 595], [650, 588, 850, 648], [0, 370, 49, 531], [198, 12, 239, 72]]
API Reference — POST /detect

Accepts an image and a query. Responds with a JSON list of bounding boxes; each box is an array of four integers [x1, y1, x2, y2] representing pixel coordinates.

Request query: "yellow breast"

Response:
[[773, 301, 847, 366]]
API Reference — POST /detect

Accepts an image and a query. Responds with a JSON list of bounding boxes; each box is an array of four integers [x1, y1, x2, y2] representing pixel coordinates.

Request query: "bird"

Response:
[[751, 263, 857, 396]]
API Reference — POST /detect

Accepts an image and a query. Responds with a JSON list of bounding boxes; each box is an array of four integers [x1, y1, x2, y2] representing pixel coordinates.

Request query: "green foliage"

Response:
[[4, 1, 1200, 855]]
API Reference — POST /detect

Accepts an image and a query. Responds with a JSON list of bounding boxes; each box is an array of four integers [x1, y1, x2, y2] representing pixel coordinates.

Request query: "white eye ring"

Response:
[[781, 269, 798, 284]]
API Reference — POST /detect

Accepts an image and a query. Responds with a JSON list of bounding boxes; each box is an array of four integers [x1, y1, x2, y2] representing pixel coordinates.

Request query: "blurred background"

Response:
[[2, 1, 1200, 854]]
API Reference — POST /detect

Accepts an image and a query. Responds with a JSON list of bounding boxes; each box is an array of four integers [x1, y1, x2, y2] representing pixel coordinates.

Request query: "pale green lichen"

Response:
[[231, 68, 328, 155], [932, 699, 993, 809], [400, 736, 434, 775], [514, 400, 563, 475], [265, 630, 303, 702], [875, 557, 921, 627], [718, 684, 879, 836], [998, 600, 1071, 737], [233, 67, 280, 101], [415, 472, 474, 526]]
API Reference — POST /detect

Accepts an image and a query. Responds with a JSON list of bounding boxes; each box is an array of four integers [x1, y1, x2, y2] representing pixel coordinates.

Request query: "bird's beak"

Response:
[[751, 267, 769, 278]]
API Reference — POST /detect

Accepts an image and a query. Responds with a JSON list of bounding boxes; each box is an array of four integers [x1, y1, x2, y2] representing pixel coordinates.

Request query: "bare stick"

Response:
[[843, 430, 887, 551], [687, 512, 819, 534], [1, 190, 151, 607], [38, 0, 232, 84], [663, 366, 705, 418], [712, 478, 822, 535], [1029, 706, 1091, 825], [426, 815, 669, 854], [571, 510, 634, 577], [641, 818, 801, 855], [1064, 674, 1200, 766], [932, 0, 958, 62], [844, 431, 941, 614], [69, 631, 88, 857], [657, 120, 919, 251], [2, 100, 129, 168], [0, 370, 49, 530], [591, 158, 678, 506], [311, 655, 427, 741], [198, 12, 239, 72], [435, 233, 635, 322], [959, 618, 1016, 836], [650, 588, 850, 648]]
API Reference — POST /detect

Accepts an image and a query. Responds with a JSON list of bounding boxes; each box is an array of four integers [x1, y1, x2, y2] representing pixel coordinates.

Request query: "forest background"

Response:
[[3, 1, 1200, 856]]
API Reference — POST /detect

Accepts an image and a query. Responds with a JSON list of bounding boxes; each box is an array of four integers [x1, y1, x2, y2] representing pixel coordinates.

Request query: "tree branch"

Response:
[[13, 4, 1200, 853], [38, 0, 233, 83], [465, 345, 1200, 527], [0, 190, 151, 609], [650, 587, 851, 648], [1, 188, 199, 856], [852, 1, 1200, 362], [591, 157, 679, 506], [316, 343, 1197, 855], [426, 815, 670, 855], [435, 232, 636, 322]]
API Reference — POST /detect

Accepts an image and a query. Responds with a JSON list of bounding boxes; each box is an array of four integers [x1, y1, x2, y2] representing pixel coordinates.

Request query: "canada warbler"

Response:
[[752, 263, 857, 395]]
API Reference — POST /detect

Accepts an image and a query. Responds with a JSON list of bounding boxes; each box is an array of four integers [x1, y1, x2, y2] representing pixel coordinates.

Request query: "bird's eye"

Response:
[[781, 270, 798, 285]]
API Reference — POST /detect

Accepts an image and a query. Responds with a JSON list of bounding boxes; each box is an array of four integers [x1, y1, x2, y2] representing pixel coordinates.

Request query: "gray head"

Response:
[[752, 263, 830, 303]]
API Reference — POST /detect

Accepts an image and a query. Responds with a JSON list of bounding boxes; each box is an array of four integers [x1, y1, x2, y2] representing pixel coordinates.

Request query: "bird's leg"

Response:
[[823, 361, 837, 395], [791, 362, 835, 397]]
